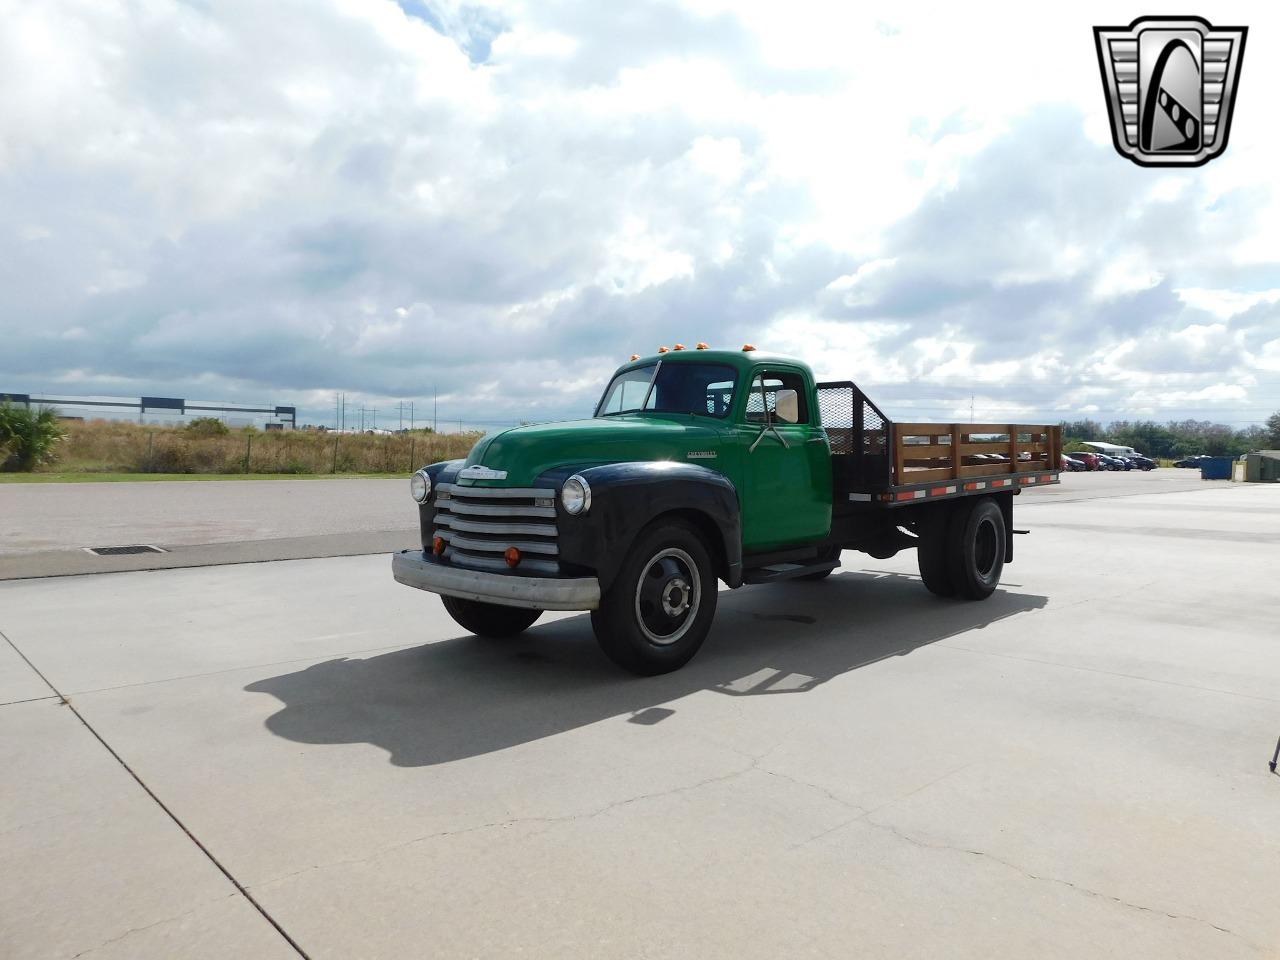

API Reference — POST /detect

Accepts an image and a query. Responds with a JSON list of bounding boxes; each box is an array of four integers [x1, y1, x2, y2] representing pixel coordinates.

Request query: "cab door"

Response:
[[731, 366, 832, 551]]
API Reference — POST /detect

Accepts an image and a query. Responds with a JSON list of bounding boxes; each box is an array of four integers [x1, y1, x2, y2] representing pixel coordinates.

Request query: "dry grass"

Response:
[[43, 420, 481, 475]]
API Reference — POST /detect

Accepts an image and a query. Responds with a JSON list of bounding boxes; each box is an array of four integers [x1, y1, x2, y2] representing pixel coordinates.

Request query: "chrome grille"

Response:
[[433, 484, 559, 575]]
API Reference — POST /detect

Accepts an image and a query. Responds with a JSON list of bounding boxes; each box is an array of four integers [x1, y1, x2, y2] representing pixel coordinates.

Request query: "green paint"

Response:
[[454, 350, 834, 551]]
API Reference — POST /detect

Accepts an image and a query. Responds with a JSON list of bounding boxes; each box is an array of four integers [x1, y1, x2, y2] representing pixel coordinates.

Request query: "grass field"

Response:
[[10, 419, 482, 478], [0, 472, 409, 484]]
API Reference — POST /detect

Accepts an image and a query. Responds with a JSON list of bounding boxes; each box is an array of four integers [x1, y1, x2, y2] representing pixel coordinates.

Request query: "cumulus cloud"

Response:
[[1, 0, 1278, 428]]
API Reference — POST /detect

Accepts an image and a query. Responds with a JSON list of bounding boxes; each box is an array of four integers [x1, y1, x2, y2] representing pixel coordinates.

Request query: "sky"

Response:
[[2, 0, 1278, 431]]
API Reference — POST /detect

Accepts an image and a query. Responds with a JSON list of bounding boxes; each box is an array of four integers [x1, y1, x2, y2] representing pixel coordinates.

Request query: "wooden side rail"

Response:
[[894, 423, 1062, 484]]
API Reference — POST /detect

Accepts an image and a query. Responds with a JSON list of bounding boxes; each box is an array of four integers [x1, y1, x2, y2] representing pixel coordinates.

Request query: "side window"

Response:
[[744, 370, 809, 424]]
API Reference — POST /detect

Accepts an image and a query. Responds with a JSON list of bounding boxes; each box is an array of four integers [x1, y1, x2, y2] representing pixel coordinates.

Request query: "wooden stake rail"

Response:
[[892, 423, 1062, 485]]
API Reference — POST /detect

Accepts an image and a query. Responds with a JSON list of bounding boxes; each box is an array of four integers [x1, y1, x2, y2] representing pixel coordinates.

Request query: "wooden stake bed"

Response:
[[815, 382, 1062, 506]]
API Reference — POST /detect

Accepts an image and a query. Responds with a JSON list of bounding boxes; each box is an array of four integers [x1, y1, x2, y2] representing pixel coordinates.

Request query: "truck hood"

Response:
[[460, 416, 723, 486]]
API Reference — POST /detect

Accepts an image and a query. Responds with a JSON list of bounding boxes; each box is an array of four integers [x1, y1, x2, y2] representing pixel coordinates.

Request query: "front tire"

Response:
[[945, 498, 1006, 600], [590, 521, 717, 675], [441, 596, 541, 638]]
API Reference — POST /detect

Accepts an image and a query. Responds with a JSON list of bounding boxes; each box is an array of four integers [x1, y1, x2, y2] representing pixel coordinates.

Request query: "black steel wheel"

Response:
[[441, 596, 542, 638], [591, 521, 717, 675], [945, 498, 1005, 600]]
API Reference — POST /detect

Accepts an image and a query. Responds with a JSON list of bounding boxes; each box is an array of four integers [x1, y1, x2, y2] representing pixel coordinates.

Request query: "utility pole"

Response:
[[372, 407, 377, 431], [335, 392, 340, 431], [409, 401, 414, 431], [398, 401, 403, 431], [433, 387, 438, 434]]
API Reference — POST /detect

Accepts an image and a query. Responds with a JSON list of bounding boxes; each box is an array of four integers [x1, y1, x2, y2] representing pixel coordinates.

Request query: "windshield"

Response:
[[596, 362, 737, 418]]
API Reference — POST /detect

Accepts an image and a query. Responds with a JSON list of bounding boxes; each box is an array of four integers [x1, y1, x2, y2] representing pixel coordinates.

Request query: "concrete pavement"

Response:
[[1, 480, 1278, 958]]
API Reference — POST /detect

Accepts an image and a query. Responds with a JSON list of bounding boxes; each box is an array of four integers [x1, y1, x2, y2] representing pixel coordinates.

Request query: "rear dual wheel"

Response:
[[916, 498, 1005, 601]]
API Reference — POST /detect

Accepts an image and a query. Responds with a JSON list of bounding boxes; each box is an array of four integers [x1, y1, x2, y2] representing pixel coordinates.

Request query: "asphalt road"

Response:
[[0, 478, 414, 579], [2, 477, 1277, 958]]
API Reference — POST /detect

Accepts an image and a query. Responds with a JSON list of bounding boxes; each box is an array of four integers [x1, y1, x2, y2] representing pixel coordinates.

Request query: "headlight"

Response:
[[561, 474, 591, 515], [410, 469, 431, 503]]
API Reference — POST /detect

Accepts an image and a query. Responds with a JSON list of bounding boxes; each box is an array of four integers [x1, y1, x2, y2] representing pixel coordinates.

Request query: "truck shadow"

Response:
[[245, 571, 1046, 767]]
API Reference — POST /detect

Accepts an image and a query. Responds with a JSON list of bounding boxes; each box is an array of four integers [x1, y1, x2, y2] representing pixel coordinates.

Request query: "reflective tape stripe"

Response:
[[930, 485, 957, 496]]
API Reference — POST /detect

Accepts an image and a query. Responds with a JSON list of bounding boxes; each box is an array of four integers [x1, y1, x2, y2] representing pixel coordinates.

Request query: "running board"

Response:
[[742, 559, 840, 584]]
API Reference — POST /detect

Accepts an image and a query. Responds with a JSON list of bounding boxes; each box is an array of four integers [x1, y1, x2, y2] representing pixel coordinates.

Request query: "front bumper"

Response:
[[391, 550, 600, 611]]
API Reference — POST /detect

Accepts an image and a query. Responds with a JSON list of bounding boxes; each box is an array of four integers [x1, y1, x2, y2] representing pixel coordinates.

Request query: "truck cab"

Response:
[[393, 346, 1060, 674]]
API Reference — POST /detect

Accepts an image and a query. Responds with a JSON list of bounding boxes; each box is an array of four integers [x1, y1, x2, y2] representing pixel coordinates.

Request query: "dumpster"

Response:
[[1242, 451, 1280, 482], [1200, 456, 1233, 480]]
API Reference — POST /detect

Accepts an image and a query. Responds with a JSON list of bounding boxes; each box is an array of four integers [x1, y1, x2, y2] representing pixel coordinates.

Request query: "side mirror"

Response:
[[774, 388, 799, 424]]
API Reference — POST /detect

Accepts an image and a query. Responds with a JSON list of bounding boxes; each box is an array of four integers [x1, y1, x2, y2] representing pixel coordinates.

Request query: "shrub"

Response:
[[184, 417, 230, 439], [0, 403, 66, 471]]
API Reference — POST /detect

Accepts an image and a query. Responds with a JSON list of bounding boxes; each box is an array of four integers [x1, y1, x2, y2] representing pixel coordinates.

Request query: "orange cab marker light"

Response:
[[630, 354, 640, 361], [742, 343, 756, 352], [504, 547, 521, 568], [696, 342, 709, 350], [673, 343, 686, 351], [658, 346, 670, 353], [432, 536, 446, 556]]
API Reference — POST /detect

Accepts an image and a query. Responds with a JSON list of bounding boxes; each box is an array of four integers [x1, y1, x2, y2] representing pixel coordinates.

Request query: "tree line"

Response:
[[1060, 412, 1280, 459]]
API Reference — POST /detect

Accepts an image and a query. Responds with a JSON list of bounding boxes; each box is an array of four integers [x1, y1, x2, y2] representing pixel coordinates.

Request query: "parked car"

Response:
[[1174, 455, 1210, 468], [1061, 454, 1086, 472], [1126, 455, 1156, 471], [1096, 454, 1127, 471], [1068, 451, 1101, 470]]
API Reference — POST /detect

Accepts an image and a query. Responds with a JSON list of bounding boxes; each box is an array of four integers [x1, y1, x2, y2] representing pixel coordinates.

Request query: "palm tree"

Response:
[[0, 402, 67, 471]]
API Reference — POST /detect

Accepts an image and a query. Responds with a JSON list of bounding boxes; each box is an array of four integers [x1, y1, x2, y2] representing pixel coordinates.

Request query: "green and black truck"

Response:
[[393, 346, 1061, 674]]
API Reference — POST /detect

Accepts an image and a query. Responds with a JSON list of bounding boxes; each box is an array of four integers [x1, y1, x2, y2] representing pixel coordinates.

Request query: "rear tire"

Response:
[[441, 596, 542, 638], [916, 508, 956, 597], [945, 498, 1005, 600], [591, 521, 717, 675]]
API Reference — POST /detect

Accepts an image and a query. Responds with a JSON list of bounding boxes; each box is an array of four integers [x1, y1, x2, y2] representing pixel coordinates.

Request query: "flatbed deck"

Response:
[[816, 382, 1062, 506]]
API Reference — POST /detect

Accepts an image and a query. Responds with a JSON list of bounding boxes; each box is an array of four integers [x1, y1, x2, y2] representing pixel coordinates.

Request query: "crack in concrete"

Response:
[[69, 893, 238, 958], [251, 755, 769, 890], [788, 761, 977, 852], [863, 817, 1261, 953]]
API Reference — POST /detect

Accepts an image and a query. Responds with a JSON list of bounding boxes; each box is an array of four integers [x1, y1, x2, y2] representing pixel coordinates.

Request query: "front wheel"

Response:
[[590, 521, 718, 675], [441, 596, 542, 638]]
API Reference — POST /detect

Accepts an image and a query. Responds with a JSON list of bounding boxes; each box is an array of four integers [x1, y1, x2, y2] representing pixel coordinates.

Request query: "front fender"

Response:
[[540, 461, 743, 590]]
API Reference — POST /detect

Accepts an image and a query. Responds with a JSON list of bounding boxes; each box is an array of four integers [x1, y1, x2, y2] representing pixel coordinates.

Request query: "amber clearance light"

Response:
[[742, 343, 757, 352], [657, 345, 670, 353], [696, 342, 709, 350], [504, 547, 521, 568], [432, 536, 446, 556]]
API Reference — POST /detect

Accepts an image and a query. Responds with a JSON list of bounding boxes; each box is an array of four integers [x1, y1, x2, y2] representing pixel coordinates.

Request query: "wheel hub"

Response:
[[661, 579, 690, 616], [634, 548, 701, 645]]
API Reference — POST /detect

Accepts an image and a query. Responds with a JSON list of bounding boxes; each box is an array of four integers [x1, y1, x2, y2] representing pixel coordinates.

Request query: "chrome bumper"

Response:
[[391, 550, 600, 611]]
